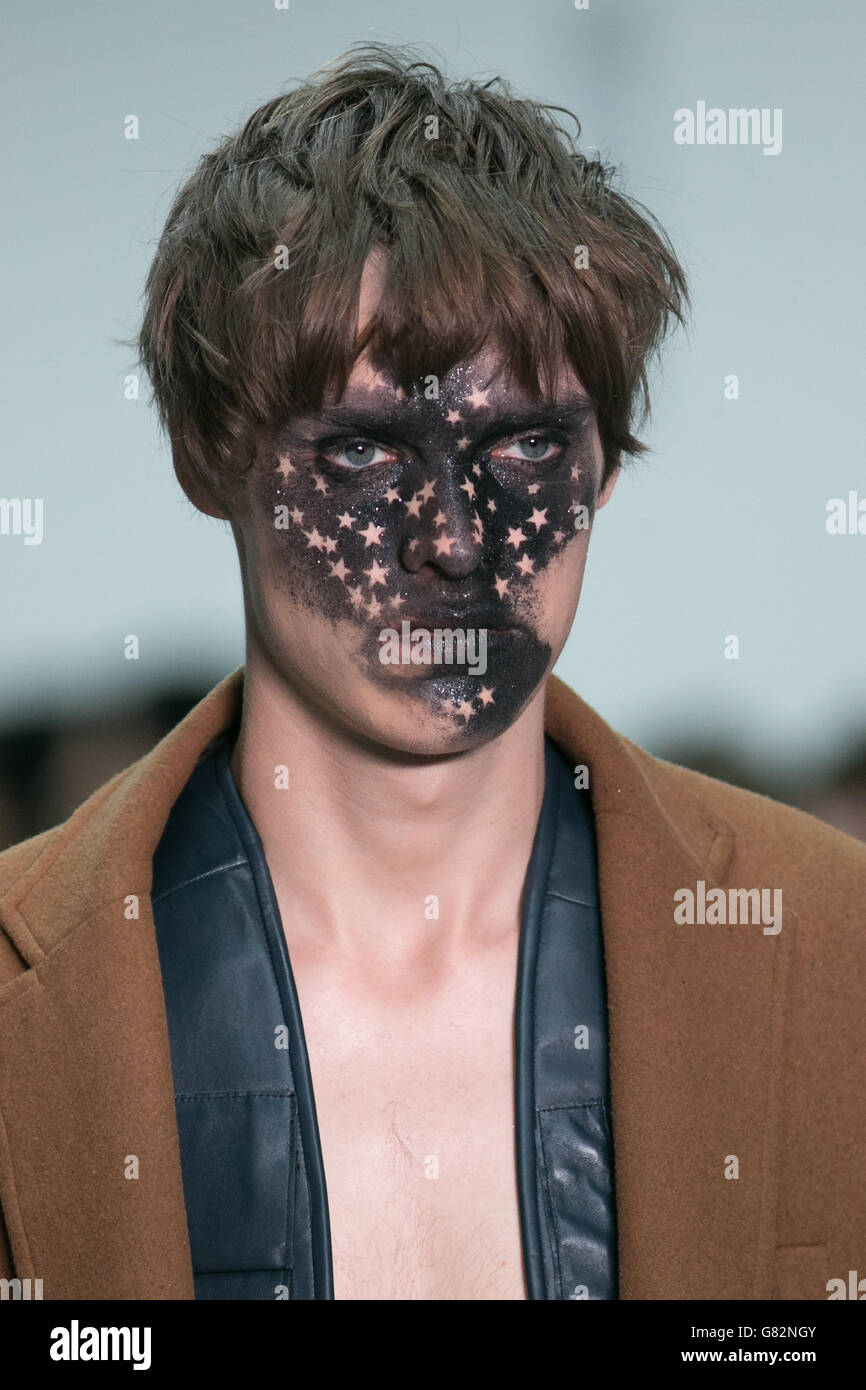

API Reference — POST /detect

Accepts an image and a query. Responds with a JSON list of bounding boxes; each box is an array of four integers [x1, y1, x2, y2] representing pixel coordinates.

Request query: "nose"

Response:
[[399, 467, 484, 580]]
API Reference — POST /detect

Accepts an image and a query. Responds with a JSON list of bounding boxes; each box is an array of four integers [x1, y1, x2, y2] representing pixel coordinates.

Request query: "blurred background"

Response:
[[2, 0, 864, 849]]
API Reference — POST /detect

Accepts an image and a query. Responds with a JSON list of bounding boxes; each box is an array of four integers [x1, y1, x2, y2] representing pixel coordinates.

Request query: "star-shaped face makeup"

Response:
[[243, 345, 607, 751]]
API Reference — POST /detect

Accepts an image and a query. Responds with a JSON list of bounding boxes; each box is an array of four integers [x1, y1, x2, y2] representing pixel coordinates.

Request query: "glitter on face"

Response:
[[261, 357, 601, 733]]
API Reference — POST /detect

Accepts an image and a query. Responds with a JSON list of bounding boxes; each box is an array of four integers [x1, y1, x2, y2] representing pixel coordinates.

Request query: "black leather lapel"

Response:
[[515, 738, 616, 1300], [152, 738, 333, 1300]]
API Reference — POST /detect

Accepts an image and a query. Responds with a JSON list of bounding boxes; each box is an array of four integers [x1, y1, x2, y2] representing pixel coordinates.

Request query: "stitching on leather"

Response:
[[536, 1100, 605, 1114], [283, 1095, 297, 1272], [174, 1090, 298, 1280], [175, 1090, 294, 1102], [210, 753, 320, 1295], [535, 1123, 563, 1299], [151, 860, 248, 906], [546, 890, 598, 909]]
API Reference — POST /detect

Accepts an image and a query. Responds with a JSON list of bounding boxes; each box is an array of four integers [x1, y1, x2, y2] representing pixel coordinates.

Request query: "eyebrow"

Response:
[[307, 394, 595, 437]]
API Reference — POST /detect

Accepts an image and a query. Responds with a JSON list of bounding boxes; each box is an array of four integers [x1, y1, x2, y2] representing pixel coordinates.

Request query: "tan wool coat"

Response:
[[0, 669, 864, 1300]]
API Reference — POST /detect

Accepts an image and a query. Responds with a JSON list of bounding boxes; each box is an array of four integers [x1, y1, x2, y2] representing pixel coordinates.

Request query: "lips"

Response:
[[399, 604, 520, 632]]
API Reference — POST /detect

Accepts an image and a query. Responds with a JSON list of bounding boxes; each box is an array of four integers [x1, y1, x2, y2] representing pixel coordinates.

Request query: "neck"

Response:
[[230, 657, 547, 968]]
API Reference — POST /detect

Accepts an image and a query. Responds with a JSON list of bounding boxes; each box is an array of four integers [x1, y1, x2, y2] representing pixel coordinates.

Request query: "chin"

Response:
[[356, 628, 553, 748], [352, 672, 544, 760], [365, 716, 501, 761]]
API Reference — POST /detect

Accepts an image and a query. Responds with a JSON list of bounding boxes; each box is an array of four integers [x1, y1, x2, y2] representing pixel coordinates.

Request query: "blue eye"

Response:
[[325, 441, 398, 469], [490, 434, 561, 463]]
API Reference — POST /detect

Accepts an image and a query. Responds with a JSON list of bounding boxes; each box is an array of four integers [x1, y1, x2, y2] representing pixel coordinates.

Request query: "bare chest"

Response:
[[291, 947, 527, 1301]]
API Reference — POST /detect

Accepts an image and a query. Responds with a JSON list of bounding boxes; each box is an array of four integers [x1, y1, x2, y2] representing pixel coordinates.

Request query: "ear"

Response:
[[597, 461, 620, 510], [171, 443, 230, 520]]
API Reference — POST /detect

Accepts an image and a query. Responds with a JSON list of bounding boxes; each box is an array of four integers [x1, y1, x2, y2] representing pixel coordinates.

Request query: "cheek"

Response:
[[485, 457, 597, 601], [241, 521, 364, 690], [468, 424, 599, 639], [530, 531, 592, 644], [259, 459, 413, 625]]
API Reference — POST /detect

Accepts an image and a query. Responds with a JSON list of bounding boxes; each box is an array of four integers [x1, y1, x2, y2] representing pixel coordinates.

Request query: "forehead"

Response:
[[330, 344, 590, 416], [345, 251, 590, 415]]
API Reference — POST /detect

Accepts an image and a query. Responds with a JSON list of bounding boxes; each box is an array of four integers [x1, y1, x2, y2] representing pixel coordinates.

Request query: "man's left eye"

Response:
[[490, 434, 561, 463], [325, 441, 398, 469]]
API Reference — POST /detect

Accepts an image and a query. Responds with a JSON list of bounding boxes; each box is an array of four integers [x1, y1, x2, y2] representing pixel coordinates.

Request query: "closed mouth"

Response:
[[399, 607, 520, 632]]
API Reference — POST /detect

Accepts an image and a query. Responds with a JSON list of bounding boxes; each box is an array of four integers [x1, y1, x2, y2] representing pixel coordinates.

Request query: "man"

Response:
[[0, 44, 864, 1302]]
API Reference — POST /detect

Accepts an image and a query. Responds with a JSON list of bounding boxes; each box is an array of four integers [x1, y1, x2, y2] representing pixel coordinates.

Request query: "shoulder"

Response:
[[623, 739, 866, 955], [0, 758, 142, 989], [629, 737, 866, 870], [546, 674, 866, 882]]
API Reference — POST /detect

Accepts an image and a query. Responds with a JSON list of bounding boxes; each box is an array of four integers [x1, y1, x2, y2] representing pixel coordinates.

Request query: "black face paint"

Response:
[[263, 364, 600, 734]]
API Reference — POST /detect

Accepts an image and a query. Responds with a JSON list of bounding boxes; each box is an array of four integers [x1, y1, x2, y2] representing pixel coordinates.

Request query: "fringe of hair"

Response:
[[137, 42, 690, 497]]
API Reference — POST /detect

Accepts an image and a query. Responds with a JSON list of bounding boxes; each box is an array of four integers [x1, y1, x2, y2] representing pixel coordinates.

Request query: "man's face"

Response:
[[223, 336, 615, 757]]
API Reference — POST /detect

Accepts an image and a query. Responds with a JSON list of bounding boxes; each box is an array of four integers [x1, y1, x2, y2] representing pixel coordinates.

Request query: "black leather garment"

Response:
[[152, 733, 617, 1299]]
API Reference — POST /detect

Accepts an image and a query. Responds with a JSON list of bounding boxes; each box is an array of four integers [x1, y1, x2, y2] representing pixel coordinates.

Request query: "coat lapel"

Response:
[[546, 678, 788, 1299], [0, 670, 786, 1299], [0, 669, 244, 1299]]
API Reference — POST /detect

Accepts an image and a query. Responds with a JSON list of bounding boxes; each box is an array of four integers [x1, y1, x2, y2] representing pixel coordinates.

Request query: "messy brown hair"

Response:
[[137, 41, 689, 499]]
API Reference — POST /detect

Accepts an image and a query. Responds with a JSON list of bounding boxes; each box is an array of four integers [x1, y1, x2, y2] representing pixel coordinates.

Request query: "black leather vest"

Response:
[[152, 734, 617, 1299]]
